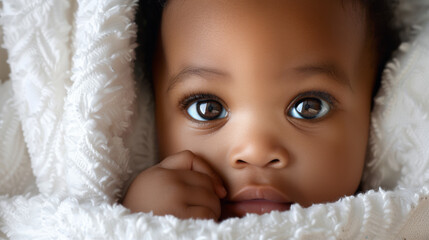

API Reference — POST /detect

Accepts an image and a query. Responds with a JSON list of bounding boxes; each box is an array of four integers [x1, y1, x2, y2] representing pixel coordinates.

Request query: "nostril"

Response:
[[270, 159, 280, 164], [232, 158, 287, 168], [233, 159, 248, 168], [268, 159, 287, 168]]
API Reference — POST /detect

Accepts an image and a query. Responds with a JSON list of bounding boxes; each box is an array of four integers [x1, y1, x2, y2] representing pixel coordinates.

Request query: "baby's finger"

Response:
[[185, 185, 221, 219], [178, 170, 216, 193], [160, 150, 227, 198]]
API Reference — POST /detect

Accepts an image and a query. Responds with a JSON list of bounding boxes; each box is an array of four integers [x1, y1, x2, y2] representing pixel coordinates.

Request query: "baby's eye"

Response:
[[187, 100, 228, 121], [288, 97, 330, 120]]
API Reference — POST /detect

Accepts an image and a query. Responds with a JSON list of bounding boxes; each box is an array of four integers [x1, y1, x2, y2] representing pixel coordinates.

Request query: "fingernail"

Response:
[[218, 186, 227, 198]]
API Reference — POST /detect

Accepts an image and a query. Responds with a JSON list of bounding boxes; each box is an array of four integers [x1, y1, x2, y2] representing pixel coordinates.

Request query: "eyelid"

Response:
[[179, 93, 226, 110], [291, 91, 338, 108]]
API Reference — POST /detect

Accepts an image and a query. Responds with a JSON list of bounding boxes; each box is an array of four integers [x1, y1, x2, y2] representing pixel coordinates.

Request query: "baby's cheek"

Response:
[[295, 132, 365, 205], [156, 113, 195, 158]]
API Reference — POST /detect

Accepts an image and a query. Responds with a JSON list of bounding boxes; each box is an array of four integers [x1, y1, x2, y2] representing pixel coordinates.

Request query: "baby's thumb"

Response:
[[160, 150, 227, 198]]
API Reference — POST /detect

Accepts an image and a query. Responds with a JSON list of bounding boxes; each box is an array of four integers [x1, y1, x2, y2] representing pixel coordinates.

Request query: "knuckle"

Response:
[[159, 155, 175, 167], [180, 150, 195, 158]]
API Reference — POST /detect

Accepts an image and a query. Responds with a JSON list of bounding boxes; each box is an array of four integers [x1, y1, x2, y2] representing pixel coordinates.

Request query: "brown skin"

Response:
[[123, 0, 376, 221]]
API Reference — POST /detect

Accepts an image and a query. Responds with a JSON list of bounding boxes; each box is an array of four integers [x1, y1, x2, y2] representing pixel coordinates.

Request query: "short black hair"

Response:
[[134, 1, 164, 82], [358, 0, 400, 98], [136, 0, 400, 98]]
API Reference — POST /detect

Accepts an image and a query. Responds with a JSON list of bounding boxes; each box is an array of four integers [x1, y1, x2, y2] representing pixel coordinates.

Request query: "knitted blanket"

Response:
[[1, 1, 429, 239]]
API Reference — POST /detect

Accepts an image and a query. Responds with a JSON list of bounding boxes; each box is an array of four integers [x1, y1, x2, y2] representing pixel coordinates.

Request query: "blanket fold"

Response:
[[0, 187, 426, 239], [1, 0, 138, 203]]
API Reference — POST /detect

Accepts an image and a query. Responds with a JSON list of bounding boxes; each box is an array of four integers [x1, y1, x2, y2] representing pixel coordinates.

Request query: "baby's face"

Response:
[[153, 0, 376, 218]]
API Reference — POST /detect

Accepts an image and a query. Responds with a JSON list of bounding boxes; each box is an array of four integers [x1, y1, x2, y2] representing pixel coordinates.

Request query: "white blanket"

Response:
[[1, 1, 429, 239]]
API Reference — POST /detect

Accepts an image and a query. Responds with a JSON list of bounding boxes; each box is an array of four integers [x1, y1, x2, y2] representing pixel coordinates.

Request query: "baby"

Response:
[[123, 0, 399, 221]]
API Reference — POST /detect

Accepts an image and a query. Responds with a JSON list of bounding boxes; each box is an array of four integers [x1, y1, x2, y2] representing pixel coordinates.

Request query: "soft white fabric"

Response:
[[397, 197, 429, 239], [1, 0, 138, 203], [0, 81, 37, 196], [1, 0, 429, 239]]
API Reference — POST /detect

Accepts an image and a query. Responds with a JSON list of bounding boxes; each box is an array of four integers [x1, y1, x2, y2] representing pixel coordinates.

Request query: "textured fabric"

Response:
[[0, 188, 425, 240], [1, 0, 429, 239], [362, 22, 429, 191], [0, 81, 37, 196], [0, 0, 138, 203], [397, 197, 429, 240]]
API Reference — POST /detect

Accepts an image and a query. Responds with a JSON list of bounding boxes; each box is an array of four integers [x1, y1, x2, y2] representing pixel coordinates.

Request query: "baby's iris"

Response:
[[187, 100, 228, 121], [289, 97, 330, 119]]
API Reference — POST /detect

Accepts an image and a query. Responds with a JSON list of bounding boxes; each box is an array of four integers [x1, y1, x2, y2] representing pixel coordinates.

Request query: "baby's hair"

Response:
[[135, 0, 163, 83], [136, 0, 400, 99], [356, 0, 400, 98]]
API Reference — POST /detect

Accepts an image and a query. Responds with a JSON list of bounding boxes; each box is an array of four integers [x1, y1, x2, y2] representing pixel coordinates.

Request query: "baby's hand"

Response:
[[122, 150, 227, 220]]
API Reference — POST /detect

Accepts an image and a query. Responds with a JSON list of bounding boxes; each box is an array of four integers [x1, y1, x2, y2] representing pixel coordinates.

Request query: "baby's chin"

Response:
[[220, 200, 293, 220]]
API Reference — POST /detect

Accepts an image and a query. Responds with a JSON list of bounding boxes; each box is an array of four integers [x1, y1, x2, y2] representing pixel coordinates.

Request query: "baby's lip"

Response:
[[220, 186, 293, 219], [230, 186, 291, 203]]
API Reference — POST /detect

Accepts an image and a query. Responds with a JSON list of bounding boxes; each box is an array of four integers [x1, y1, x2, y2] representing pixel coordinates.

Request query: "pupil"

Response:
[[297, 98, 321, 118], [197, 101, 222, 120]]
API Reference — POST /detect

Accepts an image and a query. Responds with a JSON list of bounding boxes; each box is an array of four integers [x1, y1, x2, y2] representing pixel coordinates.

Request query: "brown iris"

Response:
[[197, 100, 223, 120], [295, 98, 322, 119]]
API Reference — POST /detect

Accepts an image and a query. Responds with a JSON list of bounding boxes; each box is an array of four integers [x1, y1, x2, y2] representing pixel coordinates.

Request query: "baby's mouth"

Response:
[[220, 186, 293, 219]]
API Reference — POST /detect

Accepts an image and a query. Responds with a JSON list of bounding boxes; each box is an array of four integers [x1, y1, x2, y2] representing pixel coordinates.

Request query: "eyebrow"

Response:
[[167, 63, 351, 92], [167, 66, 228, 92], [292, 63, 352, 90]]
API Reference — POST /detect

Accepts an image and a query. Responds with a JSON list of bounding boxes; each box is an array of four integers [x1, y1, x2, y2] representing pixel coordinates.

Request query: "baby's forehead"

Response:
[[154, 0, 377, 92], [160, 1, 370, 60], [161, 0, 368, 39]]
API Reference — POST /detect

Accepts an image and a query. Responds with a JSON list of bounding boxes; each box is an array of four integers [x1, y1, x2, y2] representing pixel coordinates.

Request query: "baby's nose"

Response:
[[227, 135, 289, 169], [224, 107, 291, 170], [233, 157, 287, 169]]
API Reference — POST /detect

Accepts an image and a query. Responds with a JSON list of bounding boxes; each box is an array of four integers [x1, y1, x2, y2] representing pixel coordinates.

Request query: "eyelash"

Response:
[[291, 91, 337, 108], [179, 93, 225, 110], [178, 90, 338, 121]]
